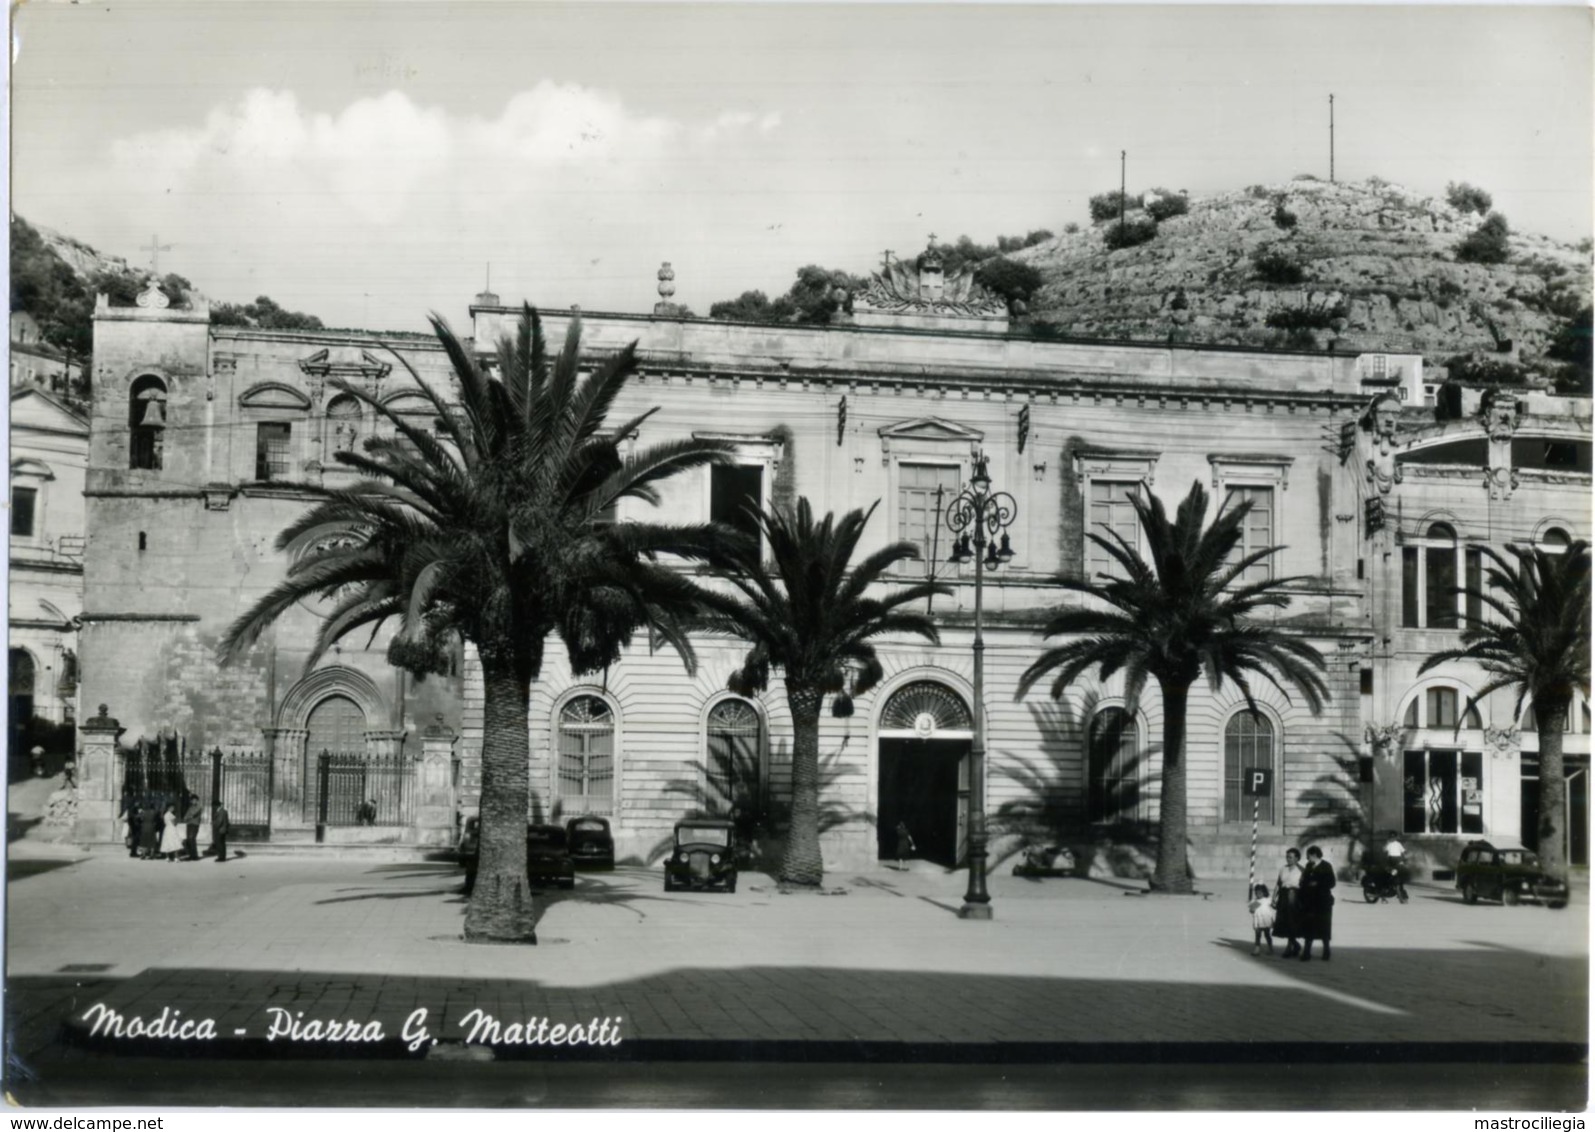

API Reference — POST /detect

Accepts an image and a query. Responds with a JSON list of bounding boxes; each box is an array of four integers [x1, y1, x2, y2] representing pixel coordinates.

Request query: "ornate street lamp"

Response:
[[942, 451, 1016, 920]]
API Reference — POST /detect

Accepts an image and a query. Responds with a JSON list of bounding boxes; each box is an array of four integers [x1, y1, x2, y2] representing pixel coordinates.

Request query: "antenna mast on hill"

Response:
[[1329, 94, 1336, 183], [1120, 151, 1127, 227]]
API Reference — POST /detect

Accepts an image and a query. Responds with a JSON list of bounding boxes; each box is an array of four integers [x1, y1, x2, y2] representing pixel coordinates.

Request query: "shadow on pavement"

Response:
[[4, 954, 1585, 1109], [5, 858, 81, 882]]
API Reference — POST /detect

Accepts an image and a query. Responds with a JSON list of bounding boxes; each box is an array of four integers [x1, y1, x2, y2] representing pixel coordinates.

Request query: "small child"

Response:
[[1249, 883, 1276, 956]]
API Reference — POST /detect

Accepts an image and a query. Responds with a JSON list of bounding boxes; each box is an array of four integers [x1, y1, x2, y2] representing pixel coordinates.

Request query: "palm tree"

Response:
[[696, 499, 950, 886], [1017, 480, 1330, 894], [221, 305, 737, 942], [1419, 540, 1591, 878]]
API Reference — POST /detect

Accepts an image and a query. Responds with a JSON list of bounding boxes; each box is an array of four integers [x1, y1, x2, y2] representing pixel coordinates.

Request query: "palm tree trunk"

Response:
[[464, 651, 537, 942], [780, 685, 824, 887], [1150, 678, 1193, 894], [1535, 693, 1571, 880]]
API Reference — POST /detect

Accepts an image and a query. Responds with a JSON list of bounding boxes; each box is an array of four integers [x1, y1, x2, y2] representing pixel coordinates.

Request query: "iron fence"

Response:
[[312, 750, 415, 830]]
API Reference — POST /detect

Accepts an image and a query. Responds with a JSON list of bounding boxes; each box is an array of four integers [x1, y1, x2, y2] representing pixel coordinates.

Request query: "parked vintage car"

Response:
[[458, 817, 577, 894], [566, 816, 616, 869], [1456, 839, 1569, 908], [526, 824, 578, 890], [663, 818, 738, 893]]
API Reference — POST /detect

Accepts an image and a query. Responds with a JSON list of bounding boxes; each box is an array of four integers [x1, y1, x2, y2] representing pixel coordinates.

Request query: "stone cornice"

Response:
[[630, 360, 1362, 412]]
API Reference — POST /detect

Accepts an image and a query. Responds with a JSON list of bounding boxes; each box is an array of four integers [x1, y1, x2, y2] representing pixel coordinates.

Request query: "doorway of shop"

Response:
[[877, 738, 969, 867]]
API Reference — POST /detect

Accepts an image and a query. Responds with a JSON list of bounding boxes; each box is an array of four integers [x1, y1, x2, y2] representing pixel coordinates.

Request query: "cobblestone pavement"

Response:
[[4, 847, 1587, 1061]]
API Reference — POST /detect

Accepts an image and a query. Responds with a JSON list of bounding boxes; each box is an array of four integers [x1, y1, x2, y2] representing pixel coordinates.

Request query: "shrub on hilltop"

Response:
[[1455, 212, 1512, 265], [1446, 182, 1494, 216]]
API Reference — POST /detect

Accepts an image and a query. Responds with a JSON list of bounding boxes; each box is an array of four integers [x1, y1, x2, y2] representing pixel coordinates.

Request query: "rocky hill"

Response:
[[1014, 178, 1591, 383]]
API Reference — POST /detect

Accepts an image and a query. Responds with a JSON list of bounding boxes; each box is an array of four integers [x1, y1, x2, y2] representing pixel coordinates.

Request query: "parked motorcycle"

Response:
[[1361, 864, 1409, 903]]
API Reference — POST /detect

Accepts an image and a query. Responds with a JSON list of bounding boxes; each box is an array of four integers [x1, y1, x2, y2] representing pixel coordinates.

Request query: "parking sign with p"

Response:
[[1243, 767, 1273, 797]]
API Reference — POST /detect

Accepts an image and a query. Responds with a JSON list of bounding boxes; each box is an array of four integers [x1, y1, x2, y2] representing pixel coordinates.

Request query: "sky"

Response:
[[11, 2, 1593, 334]]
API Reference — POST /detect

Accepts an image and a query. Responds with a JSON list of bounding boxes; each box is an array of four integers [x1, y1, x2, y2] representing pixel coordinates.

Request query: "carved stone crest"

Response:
[[855, 243, 1007, 318], [1484, 726, 1520, 758], [1366, 722, 1404, 755], [1479, 389, 1521, 443]]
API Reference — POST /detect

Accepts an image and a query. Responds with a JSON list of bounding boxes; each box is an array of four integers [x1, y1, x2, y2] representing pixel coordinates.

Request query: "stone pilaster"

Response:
[[264, 726, 309, 830], [416, 715, 458, 847], [74, 703, 125, 843]]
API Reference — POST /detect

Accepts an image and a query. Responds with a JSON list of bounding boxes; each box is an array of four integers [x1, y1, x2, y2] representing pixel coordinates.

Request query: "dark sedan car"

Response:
[[1456, 839, 1569, 908], [566, 816, 615, 869], [459, 817, 576, 894], [663, 818, 738, 893]]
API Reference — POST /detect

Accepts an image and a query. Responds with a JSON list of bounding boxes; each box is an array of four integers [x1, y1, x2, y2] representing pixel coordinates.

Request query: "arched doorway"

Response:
[[877, 680, 973, 866], [8, 648, 36, 765]]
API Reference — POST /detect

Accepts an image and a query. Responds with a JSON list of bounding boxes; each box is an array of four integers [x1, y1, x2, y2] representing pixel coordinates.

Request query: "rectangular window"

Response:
[[1401, 548, 1420, 628], [898, 463, 960, 576], [1460, 751, 1484, 835], [1224, 486, 1275, 584], [1426, 543, 1458, 628], [255, 423, 292, 482], [711, 464, 764, 545], [1426, 687, 1459, 730], [1465, 548, 1483, 625], [1088, 480, 1142, 579], [11, 487, 37, 538]]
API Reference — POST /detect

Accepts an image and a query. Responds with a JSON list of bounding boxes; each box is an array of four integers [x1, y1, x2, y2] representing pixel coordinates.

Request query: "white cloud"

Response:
[[73, 84, 788, 324]]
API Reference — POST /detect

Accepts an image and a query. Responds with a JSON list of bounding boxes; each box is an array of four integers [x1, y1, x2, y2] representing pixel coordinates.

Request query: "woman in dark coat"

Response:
[[1272, 847, 1305, 958], [1298, 844, 1337, 961], [138, 795, 161, 859]]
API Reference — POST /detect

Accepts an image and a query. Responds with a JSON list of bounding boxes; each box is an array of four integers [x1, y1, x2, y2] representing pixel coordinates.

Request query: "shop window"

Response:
[[557, 695, 615, 816], [1088, 708, 1143, 824], [1403, 749, 1484, 835], [1223, 711, 1275, 823], [255, 423, 293, 482], [898, 462, 961, 576]]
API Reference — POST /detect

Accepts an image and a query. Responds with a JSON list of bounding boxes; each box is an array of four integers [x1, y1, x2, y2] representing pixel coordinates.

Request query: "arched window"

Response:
[[1224, 711, 1275, 823], [326, 394, 362, 458], [1402, 522, 1482, 629], [705, 698, 761, 813], [557, 695, 615, 816], [1087, 708, 1142, 824], [129, 376, 168, 471], [1401, 686, 1482, 730], [1538, 527, 1572, 554]]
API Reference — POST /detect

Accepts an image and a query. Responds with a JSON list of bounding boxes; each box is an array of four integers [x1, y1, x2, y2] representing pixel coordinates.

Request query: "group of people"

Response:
[[121, 791, 231, 863], [1249, 845, 1337, 961]]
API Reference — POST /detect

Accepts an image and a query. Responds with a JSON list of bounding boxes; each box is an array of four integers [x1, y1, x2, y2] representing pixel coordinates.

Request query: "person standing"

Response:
[[182, 792, 204, 861], [1273, 846, 1305, 958], [893, 820, 915, 869], [211, 801, 231, 863], [1298, 844, 1337, 961], [159, 800, 184, 861], [138, 795, 161, 860]]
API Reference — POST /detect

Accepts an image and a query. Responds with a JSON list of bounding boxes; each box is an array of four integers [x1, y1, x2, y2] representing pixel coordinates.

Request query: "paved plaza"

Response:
[[5, 842, 1586, 1067]]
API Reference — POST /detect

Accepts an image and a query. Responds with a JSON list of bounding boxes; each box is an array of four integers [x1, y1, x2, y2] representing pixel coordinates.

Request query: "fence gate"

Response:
[[311, 750, 415, 841], [215, 749, 274, 840]]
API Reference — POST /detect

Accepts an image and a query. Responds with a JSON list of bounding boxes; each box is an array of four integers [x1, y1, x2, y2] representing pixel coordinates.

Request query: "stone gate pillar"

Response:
[[264, 726, 309, 831], [74, 703, 124, 844], [416, 715, 457, 848]]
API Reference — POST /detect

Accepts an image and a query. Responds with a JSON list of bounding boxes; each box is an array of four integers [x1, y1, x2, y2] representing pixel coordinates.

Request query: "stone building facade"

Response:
[[9, 386, 89, 766], [1359, 381, 1592, 869], [73, 256, 1591, 876]]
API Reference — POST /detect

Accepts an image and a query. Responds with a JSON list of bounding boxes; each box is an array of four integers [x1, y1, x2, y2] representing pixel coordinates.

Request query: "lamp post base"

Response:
[[958, 901, 994, 921]]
